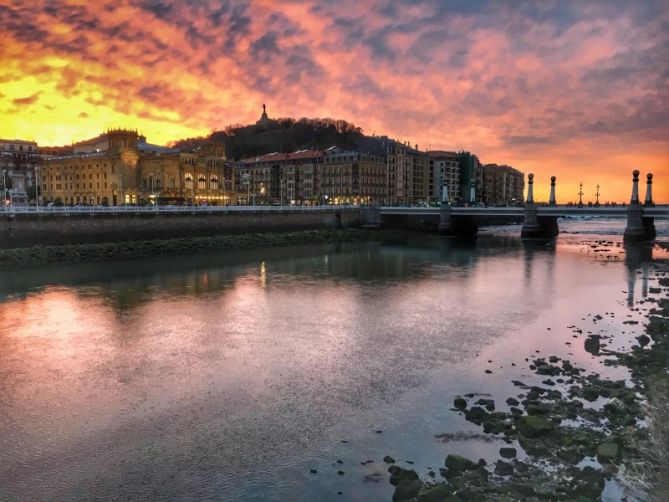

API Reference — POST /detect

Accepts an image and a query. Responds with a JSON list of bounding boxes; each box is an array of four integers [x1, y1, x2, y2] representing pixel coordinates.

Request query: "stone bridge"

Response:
[[362, 171, 667, 242]]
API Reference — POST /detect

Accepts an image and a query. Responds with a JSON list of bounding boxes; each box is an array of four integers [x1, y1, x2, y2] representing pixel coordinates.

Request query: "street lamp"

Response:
[[595, 184, 600, 207], [578, 182, 584, 207], [1, 169, 6, 205]]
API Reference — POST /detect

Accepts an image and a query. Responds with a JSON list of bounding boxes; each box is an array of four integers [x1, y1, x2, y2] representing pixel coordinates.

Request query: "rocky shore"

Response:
[[382, 242, 668, 501], [0, 228, 412, 269]]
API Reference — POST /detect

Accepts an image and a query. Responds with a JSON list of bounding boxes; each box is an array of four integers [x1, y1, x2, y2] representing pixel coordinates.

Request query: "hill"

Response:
[[173, 117, 375, 160]]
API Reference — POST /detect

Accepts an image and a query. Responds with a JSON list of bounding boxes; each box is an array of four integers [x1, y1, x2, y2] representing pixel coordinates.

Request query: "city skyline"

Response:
[[1, 1, 667, 202]]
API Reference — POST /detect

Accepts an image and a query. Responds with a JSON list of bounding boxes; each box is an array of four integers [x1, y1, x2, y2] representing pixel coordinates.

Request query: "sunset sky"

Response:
[[1, 0, 667, 201]]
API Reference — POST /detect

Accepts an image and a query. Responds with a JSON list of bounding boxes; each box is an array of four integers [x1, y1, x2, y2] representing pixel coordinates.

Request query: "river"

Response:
[[0, 218, 667, 501]]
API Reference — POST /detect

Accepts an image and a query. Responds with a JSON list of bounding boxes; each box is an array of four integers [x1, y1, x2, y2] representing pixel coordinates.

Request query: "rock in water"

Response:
[[515, 415, 552, 438], [392, 478, 423, 501], [499, 447, 517, 458], [584, 336, 601, 355], [596, 442, 620, 463], [388, 465, 419, 486], [495, 459, 514, 476], [417, 485, 452, 502], [453, 397, 467, 410], [444, 454, 477, 473]]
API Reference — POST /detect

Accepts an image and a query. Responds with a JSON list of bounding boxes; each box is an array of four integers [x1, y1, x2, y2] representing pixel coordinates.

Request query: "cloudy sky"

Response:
[[1, 0, 667, 200]]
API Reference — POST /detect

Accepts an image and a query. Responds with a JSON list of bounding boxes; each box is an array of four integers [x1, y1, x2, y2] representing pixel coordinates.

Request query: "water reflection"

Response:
[[623, 243, 654, 306], [0, 234, 665, 500]]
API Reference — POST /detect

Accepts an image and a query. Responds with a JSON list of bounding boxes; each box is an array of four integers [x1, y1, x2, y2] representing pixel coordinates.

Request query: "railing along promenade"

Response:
[[1, 171, 666, 242], [0, 204, 359, 214]]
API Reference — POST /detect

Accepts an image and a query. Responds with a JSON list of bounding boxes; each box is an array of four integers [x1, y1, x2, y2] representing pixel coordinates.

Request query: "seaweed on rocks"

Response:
[[394, 250, 669, 500]]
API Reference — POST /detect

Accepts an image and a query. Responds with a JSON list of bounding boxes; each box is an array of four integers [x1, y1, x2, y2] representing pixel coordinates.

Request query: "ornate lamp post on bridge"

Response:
[[644, 173, 654, 207], [548, 176, 557, 206], [578, 182, 584, 208], [595, 184, 600, 207]]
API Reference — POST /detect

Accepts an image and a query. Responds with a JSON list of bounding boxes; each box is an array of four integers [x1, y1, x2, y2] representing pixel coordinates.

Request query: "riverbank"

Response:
[[384, 242, 669, 501], [0, 228, 416, 269]]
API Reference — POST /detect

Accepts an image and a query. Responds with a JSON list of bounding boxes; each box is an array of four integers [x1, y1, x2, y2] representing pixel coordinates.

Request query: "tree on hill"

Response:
[[173, 117, 366, 160]]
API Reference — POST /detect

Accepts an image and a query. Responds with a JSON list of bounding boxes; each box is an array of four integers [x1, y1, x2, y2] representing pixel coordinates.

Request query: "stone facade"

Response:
[[0, 208, 361, 248], [428, 151, 460, 203], [385, 142, 430, 205], [320, 149, 386, 205], [40, 130, 235, 206], [41, 148, 139, 206], [233, 148, 388, 205], [477, 164, 524, 205]]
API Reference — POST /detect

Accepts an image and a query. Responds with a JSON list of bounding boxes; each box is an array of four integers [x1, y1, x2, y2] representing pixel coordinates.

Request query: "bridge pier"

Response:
[[624, 170, 656, 242], [360, 207, 381, 228], [521, 173, 558, 240], [438, 205, 452, 233], [521, 207, 559, 240]]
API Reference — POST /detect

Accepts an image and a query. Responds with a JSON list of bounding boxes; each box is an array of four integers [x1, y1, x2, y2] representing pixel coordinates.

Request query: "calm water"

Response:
[[0, 218, 667, 501]]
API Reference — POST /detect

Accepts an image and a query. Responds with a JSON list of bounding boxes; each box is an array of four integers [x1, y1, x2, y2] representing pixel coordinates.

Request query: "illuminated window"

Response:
[[184, 172, 193, 189], [210, 176, 218, 189], [198, 175, 206, 190]]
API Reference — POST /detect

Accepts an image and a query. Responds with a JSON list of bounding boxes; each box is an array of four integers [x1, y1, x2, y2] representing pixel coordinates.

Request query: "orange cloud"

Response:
[[0, 0, 667, 201]]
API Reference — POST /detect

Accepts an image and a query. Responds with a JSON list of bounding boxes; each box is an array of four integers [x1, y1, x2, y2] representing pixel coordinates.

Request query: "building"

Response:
[[41, 135, 140, 206], [321, 148, 386, 205], [384, 141, 430, 205], [428, 151, 460, 203], [40, 129, 235, 206], [477, 164, 524, 205], [456, 151, 481, 204], [233, 147, 389, 205], [0, 139, 40, 206], [234, 150, 324, 205]]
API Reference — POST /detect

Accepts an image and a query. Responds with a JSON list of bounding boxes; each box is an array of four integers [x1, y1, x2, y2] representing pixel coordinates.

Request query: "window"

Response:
[[210, 176, 218, 189], [184, 172, 193, 189], [168, 178, 176, 189], [198, 175, 206, 190]]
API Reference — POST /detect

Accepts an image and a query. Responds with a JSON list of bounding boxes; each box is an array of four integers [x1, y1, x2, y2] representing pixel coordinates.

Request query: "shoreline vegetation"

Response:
[[0, 228, 416, 269], [382, 242, 669, 501]]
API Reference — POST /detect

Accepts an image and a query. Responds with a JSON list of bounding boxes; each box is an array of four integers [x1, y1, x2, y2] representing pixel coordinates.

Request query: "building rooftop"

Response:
[[0, 138, 38, 145], [428, 150, 458, 158]]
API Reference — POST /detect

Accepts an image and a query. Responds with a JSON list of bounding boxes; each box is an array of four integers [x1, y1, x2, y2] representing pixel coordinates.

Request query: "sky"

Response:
[[0, 0, 667, 202]]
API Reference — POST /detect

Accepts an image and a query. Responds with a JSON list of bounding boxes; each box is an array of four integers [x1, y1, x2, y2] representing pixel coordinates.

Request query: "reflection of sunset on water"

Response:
[[0, 229, 663, 498]]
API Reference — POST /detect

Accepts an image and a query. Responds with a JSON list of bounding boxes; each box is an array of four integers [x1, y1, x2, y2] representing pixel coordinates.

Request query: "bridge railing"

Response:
[[0, 204, 361, 215]]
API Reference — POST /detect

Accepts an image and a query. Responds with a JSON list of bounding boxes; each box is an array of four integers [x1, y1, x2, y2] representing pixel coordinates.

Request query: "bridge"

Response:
[[364, 171, 667, 242], [1, 170, 665, 245]]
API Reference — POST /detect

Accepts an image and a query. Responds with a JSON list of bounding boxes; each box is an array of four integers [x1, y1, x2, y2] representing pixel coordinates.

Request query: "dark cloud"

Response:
[[503, 135, 556, 146], [12, 93, 41, 106], [250, 32, 280, 62]]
